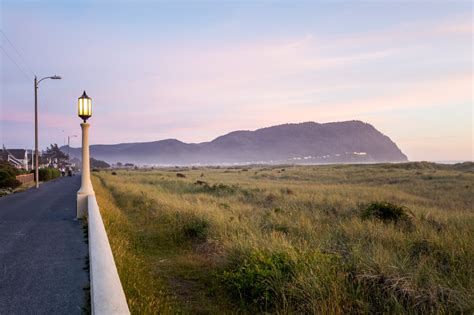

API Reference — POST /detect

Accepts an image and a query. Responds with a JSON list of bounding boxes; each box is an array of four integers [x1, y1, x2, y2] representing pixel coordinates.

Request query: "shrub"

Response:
[[176, 173, 186, 178], [111, 171, 117, 175], [0, 170, 21, 189], [0, 162, 21, 189], [220, 251, 295, 310], [0, 161, 19, 176], [37, 168, 61, 181], [361, 202, 413, 224], [182, 215, 210, 241], [196, 182, 237, 196], [16, 169, 30, 175]]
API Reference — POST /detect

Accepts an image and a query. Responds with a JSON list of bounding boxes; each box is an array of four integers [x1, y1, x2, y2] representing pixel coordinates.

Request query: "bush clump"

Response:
[[37, 168, 61, 181], [220, 251, 295, 310], [196, 182, 237, 196], [0, 162, 21, 189], [361, 202, 413, 224], [181, 215, 210, 241], [176, 173, 186, 178]]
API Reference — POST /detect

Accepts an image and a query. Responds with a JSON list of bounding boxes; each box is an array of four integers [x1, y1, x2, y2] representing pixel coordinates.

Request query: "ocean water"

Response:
[[432, 160, 472, 164]]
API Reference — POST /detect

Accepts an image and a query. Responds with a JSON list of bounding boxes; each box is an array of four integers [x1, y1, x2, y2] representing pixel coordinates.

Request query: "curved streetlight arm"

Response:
[[68, 135, 78, 146], [36, 75, 62, 87]]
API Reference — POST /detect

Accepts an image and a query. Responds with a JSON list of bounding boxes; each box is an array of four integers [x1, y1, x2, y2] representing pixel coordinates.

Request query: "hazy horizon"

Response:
[[1, 1, 472, 161]]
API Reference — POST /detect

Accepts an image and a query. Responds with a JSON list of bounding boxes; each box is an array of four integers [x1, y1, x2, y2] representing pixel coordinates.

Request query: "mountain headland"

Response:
[[62, 120, 408, 165]]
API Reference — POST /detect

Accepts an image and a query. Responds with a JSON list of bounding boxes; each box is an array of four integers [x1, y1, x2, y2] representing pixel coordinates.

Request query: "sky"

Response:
[[0, 0, 472, 162]]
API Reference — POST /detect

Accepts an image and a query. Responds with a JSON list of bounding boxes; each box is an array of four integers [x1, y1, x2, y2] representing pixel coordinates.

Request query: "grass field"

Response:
[[92, 162, 474, 314]]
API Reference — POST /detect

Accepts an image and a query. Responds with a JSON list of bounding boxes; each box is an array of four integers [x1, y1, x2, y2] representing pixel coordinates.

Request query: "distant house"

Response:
[[0, 148, 31, 170]]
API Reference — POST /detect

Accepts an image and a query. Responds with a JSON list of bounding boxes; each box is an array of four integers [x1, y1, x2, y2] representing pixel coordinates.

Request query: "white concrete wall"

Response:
[[87, 195, 130, 315]]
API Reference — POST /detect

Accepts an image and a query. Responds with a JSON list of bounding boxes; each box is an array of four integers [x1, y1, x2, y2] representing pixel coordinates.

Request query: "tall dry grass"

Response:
[[92, 162, 474, 314]]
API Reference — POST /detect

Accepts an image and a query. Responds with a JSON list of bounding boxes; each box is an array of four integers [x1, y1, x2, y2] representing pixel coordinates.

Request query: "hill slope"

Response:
[[63, 121, 408, 165]]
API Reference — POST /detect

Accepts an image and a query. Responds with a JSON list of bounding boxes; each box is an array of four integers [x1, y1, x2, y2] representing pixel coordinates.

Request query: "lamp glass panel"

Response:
[[78, 95, 92, 119]]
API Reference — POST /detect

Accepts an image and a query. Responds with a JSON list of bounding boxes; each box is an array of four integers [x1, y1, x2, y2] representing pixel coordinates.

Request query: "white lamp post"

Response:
[[76, 91, 94, 219]]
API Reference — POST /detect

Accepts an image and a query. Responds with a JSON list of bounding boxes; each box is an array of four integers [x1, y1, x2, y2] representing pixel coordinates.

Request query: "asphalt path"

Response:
[[0, 176, 89, 314]]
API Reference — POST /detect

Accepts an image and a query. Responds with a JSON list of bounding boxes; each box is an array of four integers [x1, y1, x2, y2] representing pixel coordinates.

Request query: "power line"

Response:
[[0, 29, 35, 76], [0, 44, 32, 82]]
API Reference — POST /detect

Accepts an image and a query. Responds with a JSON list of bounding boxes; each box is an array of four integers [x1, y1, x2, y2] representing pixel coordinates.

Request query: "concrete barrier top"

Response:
[[87, 194, 130, 315]]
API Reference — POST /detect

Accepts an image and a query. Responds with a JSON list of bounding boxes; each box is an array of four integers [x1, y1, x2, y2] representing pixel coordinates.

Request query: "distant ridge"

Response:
[[62, 120, 408, 165]]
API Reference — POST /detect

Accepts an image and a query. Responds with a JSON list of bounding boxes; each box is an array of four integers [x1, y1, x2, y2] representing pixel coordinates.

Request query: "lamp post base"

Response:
[[77, 191, 94, 219]]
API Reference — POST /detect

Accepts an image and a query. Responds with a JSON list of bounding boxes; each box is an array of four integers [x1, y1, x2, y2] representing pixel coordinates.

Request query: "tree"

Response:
[[43, 144, 69, 167]]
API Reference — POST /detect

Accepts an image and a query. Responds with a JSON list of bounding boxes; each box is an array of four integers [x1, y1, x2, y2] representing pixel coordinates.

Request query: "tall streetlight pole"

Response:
[[34, 75, 62, 189]]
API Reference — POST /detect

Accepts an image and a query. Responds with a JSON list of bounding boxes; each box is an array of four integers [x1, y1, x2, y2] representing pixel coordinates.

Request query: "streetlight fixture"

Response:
[[78, 91, 92, 123], [76, 91, 94, 219], [34, 75, 62, 189]]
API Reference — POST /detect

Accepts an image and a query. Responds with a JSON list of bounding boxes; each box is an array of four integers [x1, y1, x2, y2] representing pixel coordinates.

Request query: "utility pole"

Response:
[[34, 76, 38, 188]]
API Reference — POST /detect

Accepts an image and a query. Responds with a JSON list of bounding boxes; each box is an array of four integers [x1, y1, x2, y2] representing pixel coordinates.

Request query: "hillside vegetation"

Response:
[[92, 162, 474, 314]]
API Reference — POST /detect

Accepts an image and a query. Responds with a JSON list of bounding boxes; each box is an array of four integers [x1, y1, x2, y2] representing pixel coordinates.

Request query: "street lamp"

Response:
[[76, 91, 94, 219], [78, 91, 92, 122], [34, 75, 62, 189]]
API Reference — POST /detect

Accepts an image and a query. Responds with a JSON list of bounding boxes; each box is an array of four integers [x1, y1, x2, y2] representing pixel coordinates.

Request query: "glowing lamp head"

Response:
[[78, 91, 92, 123]]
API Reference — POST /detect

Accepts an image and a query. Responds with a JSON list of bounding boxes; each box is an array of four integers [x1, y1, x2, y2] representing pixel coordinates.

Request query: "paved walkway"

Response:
[[0, 176, 89, 314]]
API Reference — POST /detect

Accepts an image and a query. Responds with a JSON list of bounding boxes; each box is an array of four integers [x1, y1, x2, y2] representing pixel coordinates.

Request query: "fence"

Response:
[[15, 173, 34, 184]]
